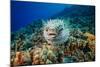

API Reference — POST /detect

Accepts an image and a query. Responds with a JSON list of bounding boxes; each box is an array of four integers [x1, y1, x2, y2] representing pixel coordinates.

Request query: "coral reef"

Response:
[[11, 17, 95, 66]]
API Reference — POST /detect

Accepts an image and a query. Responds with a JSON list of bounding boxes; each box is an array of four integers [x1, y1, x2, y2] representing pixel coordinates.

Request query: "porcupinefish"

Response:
[[43, 19, 70, 45]]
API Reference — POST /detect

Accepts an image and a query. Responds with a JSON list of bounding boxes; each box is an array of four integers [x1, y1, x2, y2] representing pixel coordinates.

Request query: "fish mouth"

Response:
[[48, 33, 56, 36], [48, 32, 57, 38]]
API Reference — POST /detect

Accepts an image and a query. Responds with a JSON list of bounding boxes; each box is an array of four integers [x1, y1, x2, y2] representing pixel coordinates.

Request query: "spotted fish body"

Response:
[[43, 19, 70, 45]]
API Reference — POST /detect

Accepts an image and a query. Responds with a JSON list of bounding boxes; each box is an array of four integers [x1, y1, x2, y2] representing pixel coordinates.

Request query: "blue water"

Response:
[[11, 1, 72, 32], [11, 1, 95, 32]]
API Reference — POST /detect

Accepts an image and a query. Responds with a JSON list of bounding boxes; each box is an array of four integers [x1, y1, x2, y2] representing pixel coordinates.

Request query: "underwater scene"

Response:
[[11, 1, 95, 66]]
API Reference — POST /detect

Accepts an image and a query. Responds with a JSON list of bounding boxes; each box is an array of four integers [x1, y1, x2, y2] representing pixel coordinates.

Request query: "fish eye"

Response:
[[56, 25, 63, 32], [59, 28, 63, 32], [45, 27, 49, 31], [46, 29, 48, 31]]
